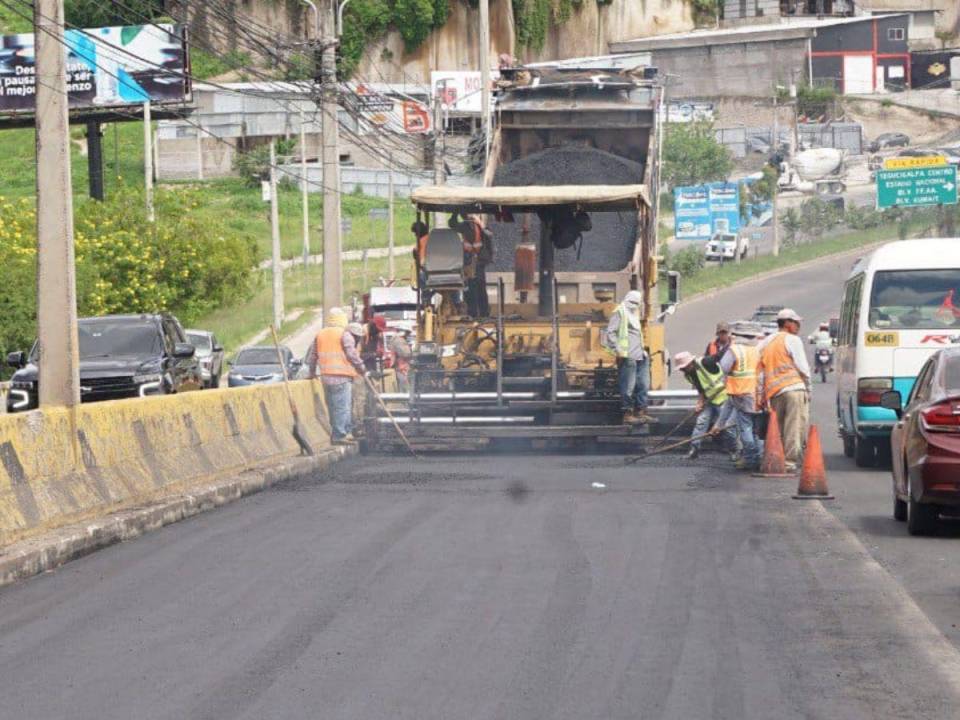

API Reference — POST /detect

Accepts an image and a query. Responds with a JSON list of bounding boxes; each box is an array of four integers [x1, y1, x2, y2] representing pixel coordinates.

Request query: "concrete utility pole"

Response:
[[320, 0, 342, 311], [300, 106, 310, 271], [143, 101, 155, 222], [479, 0, 491, 164], [270, 141, 284, 330], [35, 0, 80, 408], [772, 94, 780, 257], [387, 155, 395, 281]]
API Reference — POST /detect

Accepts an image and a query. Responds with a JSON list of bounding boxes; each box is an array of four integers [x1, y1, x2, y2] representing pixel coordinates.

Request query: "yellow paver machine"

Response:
[[364, 64, 696, 451]]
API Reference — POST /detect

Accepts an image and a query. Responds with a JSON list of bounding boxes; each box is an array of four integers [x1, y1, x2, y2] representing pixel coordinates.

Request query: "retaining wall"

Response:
[[0, 381, 333, 546]]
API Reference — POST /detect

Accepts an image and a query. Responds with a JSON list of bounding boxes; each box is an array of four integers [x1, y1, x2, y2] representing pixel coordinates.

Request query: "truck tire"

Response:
[[854, 435, 875, 468]]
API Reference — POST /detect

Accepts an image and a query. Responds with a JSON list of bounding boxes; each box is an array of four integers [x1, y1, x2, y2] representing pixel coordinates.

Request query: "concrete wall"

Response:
[[652, 38, 809, 99], [0, 382, 333, 546]]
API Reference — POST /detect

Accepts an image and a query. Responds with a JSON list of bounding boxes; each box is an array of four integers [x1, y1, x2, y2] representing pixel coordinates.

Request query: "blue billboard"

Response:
[[674, 181, 741, 240]]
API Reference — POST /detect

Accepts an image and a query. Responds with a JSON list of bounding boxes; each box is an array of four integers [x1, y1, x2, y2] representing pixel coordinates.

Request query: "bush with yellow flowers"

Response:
[[0, 186, 257, 373]]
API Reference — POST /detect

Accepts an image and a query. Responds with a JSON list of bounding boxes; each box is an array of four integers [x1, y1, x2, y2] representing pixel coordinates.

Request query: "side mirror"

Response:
[[6, 350, 26, 369], [880, 390, 903, 419], [173, 343, 196, 359], [667, 270, 681, 305], [213, 345, 224, 353]]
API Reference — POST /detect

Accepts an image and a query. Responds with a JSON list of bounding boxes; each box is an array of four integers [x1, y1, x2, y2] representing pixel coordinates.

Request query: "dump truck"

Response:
[[363, 64, 695, 452]]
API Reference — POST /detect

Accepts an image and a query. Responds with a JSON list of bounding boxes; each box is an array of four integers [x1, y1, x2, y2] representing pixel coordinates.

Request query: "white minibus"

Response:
[[836, 238, 960, 467]]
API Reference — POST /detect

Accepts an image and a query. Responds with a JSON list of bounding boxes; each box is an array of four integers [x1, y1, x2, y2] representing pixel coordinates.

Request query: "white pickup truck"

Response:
[[704, 232, 748, 262]]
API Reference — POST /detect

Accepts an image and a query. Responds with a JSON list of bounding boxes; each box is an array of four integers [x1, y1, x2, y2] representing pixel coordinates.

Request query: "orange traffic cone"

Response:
[[752, 409, 794, 478], [793, 425, 834, 500]]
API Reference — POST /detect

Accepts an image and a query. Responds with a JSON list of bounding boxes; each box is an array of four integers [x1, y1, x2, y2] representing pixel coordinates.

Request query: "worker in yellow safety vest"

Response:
[[757, 308, 811, 471], [603, 290, 652, 424], [674, 350, 737, 460], [715, 327, 763, 471], [307, 308, 366, 444]]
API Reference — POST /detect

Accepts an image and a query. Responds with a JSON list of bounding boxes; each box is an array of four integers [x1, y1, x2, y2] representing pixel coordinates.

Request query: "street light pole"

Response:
[[479, 0, 491, 164], [35, 0, 80, 408]]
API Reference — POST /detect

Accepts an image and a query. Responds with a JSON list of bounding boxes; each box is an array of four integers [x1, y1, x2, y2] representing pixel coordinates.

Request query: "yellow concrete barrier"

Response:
[[0, 380, 332, 546]]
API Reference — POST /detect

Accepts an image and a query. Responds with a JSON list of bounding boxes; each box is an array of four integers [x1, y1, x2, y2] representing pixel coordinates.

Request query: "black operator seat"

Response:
[[423, 228, 465, 290]]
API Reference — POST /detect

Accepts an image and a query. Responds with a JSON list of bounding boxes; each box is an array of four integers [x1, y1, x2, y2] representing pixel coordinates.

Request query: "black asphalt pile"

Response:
[[490, 146, 645, 273]]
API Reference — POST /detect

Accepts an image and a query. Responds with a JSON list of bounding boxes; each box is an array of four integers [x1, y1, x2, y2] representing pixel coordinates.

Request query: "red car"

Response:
[[883, 347, 960, 536]]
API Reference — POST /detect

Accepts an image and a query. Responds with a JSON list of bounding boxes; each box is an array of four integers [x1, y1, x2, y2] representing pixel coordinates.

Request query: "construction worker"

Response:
[[757, 308, 811, 472], [716, 327, 763, 470], [453, 213, 492, 318], [604, 290, 651, 424], [389, 328, 413, 393], [674, 351, 737, 460], [704, 321, 732, 364], [307, 309, 366, 444]]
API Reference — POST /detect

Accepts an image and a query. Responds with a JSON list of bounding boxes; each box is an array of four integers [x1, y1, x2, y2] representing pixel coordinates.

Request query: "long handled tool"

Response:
[[362, 372, 420, 459], [270, 325, 315, 456], [625, 422, 736, 465], [645, 406, 699, 455]]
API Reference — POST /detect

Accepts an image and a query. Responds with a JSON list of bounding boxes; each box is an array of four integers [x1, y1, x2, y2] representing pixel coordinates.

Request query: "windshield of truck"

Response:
[[869, 270, 960, 329], [78, 321, 162, 358], [186, 332, 212, 351], [374, 305, 416, 320]]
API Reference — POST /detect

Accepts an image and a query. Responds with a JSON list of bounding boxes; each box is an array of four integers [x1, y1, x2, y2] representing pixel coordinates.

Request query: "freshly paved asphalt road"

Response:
[[3, 246, 960, 719]]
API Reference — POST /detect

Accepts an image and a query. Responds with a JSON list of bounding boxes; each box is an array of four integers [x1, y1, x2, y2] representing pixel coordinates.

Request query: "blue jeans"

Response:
[[324, 382, 353, 439], [716, 399, 761, 465], [618, 357, 650, 412], [692, 402, 737, 452]]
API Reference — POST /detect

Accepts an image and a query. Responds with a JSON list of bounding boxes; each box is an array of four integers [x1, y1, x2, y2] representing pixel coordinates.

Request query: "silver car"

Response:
[[186, 330, 225, 389]]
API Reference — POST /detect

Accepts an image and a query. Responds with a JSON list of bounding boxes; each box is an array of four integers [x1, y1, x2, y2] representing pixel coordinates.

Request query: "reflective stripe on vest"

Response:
[[725, 343, 758, 396], [760, 332, 803, 400], [695, 361, 728, 406], [316, 327, 359, 379]]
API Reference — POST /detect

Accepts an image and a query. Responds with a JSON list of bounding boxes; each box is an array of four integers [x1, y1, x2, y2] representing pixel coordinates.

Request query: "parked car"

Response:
[[186, 329, 225, 388], [5, 314, 201, 413], [226, 346, 300, 387], [868, 132, 910, 153], [704, 232, 748, 262], [937, 147, 960, 166], [883, 347, 960, 536]]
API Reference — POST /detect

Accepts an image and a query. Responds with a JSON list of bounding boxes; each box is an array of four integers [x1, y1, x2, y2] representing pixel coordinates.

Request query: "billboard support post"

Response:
[[270, 141, 284, 330], [35, 0, 80, 409], [143, 101, 155, 222], [86, 120, 104, 201]]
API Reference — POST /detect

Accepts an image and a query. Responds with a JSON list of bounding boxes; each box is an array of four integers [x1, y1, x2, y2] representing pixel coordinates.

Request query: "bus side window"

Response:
[[849, 275, 863, 343]]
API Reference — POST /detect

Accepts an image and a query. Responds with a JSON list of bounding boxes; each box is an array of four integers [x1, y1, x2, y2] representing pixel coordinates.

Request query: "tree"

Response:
[[64, 0, 164, 28], [662, 122, 733, 190]]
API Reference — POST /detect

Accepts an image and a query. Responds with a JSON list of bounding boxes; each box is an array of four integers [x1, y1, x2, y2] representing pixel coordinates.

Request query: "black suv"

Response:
[[6, 314, 202, 413]]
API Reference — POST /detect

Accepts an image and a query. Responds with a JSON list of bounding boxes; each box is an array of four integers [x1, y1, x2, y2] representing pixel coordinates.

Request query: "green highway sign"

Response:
[[876, 164, 958, 209]]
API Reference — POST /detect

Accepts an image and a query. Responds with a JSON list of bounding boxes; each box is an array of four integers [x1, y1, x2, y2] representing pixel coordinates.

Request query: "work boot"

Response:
[[633, 409, 654, 424], [735, 457, 758, 471], [623, 410, 640, 425], [687, 446, 699, 460]]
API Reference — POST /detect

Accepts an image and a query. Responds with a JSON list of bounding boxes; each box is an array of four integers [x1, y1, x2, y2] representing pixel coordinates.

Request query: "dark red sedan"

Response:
[[883, 347, 960, 536]]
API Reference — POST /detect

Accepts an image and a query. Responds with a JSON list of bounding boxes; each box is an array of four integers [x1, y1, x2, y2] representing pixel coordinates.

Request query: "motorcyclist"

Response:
[[808, 322, 832, 349]]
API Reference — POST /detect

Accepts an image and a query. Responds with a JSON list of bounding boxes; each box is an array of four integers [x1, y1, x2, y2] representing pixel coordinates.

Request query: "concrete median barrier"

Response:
[[0, 380, 345, 583]]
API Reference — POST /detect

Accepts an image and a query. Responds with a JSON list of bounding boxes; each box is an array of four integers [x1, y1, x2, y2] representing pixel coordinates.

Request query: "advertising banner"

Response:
[[674, 182, 741, 240], [0, 24, 188, 114], [430, 70, 499, 114]]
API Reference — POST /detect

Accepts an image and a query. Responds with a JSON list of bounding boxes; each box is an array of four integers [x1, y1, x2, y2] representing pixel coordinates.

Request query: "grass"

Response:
[[0, 121, 418, 262], [665, 212, 936, 302], [199, 255, 413, 354]]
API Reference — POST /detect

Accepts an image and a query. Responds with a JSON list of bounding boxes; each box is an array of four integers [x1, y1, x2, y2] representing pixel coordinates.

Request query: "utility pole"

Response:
[[143, 101, 155, 221], [319, 0, 342, 312], [270, 141, 284, 330], [387, 154, 395, 281], [86, 120, 104, 201], [300, 106, 310, 271], [479, 0, 491, 164], [35, 0, 80, 408], [433, 87, 445, 227], [772, 92, 780, 257]]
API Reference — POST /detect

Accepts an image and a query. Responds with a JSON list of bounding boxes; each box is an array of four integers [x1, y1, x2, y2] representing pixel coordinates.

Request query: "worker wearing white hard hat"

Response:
[[757, 307, 811, 471], [603, 290, 652, 425], [674, 350, 738, 460]]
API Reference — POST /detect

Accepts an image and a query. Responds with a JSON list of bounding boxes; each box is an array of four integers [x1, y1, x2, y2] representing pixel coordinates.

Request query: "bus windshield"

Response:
[[869, 270, 960, 329]]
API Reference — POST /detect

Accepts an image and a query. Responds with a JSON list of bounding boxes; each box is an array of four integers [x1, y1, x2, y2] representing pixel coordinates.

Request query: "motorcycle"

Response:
[[814, 347, 833, 383]]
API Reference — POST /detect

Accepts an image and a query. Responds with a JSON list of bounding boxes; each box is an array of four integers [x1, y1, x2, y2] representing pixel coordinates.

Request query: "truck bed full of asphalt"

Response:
[[489, 146, 645, 274]]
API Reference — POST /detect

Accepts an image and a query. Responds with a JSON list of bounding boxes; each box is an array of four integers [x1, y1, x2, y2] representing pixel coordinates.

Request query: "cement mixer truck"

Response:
[[778, 148, 847, 195]]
